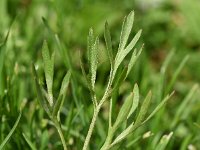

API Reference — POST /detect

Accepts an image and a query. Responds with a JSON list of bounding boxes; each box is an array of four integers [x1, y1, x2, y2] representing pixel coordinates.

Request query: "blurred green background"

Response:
[[0, 0, 200, 149]]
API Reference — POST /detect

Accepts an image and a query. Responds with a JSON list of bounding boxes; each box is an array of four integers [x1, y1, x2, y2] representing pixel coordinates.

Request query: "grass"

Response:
[[0, 0, 200, 149]]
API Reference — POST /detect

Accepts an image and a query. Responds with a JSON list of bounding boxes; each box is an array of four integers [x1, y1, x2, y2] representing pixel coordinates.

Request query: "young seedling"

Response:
[[82, 10, 174, 150], [32, 41, 71, 150], [82, 10, 140, 150]]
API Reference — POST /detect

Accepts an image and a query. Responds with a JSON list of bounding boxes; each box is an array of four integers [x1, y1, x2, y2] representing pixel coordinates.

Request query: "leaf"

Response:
[[42, 17, 86, 125], [127, 84, 139, 118], [104, 21, 114, 68], [80, 57, 96, 106], [160, 49, 175, 75], [155, 132, 173, 150], [112, 66, 128, 92], [143, 91, 174, 125], [118, 11, 135, 53], [52, 95, 64, 121], [59, 71, 71, 97], [123, 29, 142, 55], [0, 27, 10, 96], [90, 37, 99, 89], [22, 133, 37, 150], [0, 111, 21, 149], [166, 55, 189, 93], [113, 92, 134, 130], [157, 49, 175, 102], [87, 28, 95, 65], [111, 123, 134, 147], [114, 30, 142, 76], [32, 64, 51, 116], [111, 91, 152, 147], [171, 84, 198, 128], [42, 40, 54, 107], [126, 45, 143, 77], [134, 91, 152, 126], [42, 17, 72, 69], [52, 71, 71, 120]]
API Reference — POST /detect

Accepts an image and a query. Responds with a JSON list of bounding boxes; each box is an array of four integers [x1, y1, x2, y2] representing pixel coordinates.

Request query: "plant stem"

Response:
[[83, 70, 113, 150], [82, 106, 100, 150], [55, 120, 68, 150]]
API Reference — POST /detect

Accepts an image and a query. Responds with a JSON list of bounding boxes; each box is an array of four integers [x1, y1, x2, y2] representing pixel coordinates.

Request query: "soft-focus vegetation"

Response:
[[0, 0, 200, 149]]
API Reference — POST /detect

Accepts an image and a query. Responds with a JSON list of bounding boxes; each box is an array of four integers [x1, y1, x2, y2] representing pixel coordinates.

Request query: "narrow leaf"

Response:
[[111, 123, 134, 147], [118, 11, 134, 53], [104, 22, 114, 67], [113, 92, 134, 130], [134, 91, 152, 126], [80, 57, 96, 106], [114, 30, 142, 76], [126, 45, 143, 77], [90, 37, 99, 89], [171, 84, 198, 128], [124, 29, 142, 55], [32, 64, 51, 116], [59, 71, 71, 97], [42, 40, 54, 106], [87, 28, 95, 65], [22, 133, 37, 150], [166, 55, 189, 93], [155, 132, 173, 150], [0, 111, 21, 149], [112, 66, 128, 92], [52, 71, 71, 120], [143, 91, 174, 125], [128, 84, 139, 118]]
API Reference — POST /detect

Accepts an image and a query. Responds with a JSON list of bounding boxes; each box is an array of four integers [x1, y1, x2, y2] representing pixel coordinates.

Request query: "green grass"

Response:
[[0, 0, 200, 149]]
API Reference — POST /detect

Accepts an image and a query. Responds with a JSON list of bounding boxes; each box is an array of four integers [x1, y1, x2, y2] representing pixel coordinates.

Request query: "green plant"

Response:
[[82, 11, 174, 150], [32, 41, 71, 150]]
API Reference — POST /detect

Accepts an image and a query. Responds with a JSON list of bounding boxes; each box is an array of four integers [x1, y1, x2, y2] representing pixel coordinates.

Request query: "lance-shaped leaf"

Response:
[[59, 71, 71, 98], [166, 55, 189, 93], [113, 92, 134, 130], [87, 28, 95, 65], [0, 27, 10, 96], [0, 111, 21, 149], [113, 30, 142, 76], [104, 21, 114, 68], [112, 66, 128, 92], [118, 11, 134, 53], [42, 40, 54, 107], [52, 71, 71, 120], [91, 37, 99, 89], [126, 45, 143, 77], [155, 132, 173, 150], [111, 122, 134, 147], [143, 91, 174, 125], [127, 84, 139, 118], [32, 64, 51, 116], [80, 55, 97, 106], [111, 91, 152, 146], [134, 91, 152, 127], [171, 84, 198, 128]]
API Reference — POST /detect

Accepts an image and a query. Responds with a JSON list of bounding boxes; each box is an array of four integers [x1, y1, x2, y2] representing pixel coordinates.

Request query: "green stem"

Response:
[[83, 69, 113, 150], [82, 106, 100, 150], [54, 120, 68, 150]]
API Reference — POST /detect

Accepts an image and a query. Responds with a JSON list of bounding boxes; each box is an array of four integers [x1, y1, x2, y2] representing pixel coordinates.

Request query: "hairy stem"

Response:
[[83, 69, 113, 150], [82, 106, 100, 150], [54, 120, 68, 150]]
